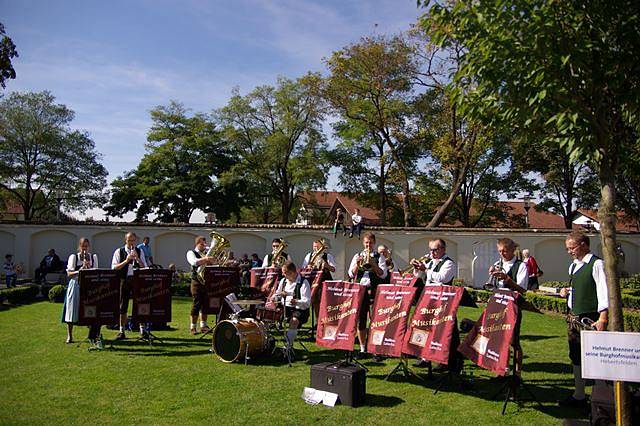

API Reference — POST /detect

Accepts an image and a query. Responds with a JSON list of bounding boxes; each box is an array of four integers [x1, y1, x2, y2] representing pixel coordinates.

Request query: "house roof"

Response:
[[577, 209, 639, 232], [299, 191, 381, 224]]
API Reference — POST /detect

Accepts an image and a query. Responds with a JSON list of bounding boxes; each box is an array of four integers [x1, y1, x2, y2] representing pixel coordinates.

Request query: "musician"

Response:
[[348, 232, 388, 359], [411, 239, 458, 369], [261, 238, 291, 267], [274, 261, 311, 354], [558, 231, 608, 408], [111, 232, 147, 340], [301, 240, 336, 273], [378, 245, 394, 273], [61, 237, 98, 344], [488, 237, 527, 376], [411, 239, 455, 286], [186, 235, 216, 335]]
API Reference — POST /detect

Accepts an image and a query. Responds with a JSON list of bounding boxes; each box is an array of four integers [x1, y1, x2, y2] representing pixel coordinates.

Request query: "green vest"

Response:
[[570, 255, 600, 315], [427, 256, 454, 285]]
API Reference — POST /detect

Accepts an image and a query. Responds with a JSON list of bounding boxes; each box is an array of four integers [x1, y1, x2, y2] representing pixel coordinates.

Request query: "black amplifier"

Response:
[[310, 362, 366, 407]]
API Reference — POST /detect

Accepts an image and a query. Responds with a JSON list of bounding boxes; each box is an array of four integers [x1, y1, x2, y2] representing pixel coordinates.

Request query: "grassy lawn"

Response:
[[0, 298, 590, 425]]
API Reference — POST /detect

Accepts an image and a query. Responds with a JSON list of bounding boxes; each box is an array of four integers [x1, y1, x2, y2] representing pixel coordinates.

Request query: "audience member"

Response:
[[34, 249, 64, 284], [3, 254, 17, 288]]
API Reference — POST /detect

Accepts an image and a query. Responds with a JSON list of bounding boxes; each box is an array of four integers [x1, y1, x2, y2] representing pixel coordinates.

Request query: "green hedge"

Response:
[[0, 285, 39, 305], [48, 285, 66, 303], [624, 311, 640, 332], [540, 281, 568, 288], [622, 293, 640, 310], [171, 281, 191, 297], [621, 274, 640, 291]]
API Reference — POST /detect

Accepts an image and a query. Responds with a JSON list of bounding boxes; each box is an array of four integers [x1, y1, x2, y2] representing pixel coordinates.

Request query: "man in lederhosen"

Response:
[[273, 261, 311, 359], [558, 231, 608, 408], [186, 235, 216, 335]]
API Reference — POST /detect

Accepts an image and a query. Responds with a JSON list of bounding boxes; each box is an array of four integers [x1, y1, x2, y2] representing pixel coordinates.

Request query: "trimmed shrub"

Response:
[[621, 274, 640, 291], [48, 285, 66, 303], [624, 311, 640, 332], [171, 281, 191, 297], [539, 281, 568, 288], [1, 285, 39, 305]]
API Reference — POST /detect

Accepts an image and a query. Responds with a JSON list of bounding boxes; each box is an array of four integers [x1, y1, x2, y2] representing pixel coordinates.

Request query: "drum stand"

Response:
[[385, 355, 425, 382], [491, 350, 541, 415], [137, 323, 164, 345]]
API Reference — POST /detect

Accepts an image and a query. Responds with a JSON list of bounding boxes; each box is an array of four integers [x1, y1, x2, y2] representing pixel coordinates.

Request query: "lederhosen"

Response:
[[190, 249, 208, 316], [567, 256, 602, 365], [499, 259, 524, 348], [282, 275, 310, 326], [117, 246, 141, 314], [355, 252, 382, 330]]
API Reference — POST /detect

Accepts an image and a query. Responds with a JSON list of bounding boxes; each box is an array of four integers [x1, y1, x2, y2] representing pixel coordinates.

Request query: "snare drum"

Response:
[[212, 319, 271, 363], [255, 306, 283, 322]]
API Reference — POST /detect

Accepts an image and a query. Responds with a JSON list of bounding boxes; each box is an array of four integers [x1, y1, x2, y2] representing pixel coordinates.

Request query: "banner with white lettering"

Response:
[[203, 266, 240, 314], [316, 281, 365, 351], [132, 269, 172, 323], [250, 267, 282, 299], [77, 269, 120, 326]]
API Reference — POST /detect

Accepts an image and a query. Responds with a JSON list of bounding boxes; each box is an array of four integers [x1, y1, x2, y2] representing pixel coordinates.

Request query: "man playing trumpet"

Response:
[[348, 232, 388, 359], [410, 239, 455, 286]]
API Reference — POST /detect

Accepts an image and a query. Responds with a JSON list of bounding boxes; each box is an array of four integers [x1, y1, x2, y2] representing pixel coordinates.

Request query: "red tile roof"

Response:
[[578, 209, 639, 232]]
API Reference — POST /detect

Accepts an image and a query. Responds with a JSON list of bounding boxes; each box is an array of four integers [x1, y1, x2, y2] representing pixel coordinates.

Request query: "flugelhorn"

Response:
[[483, 259, 503, 291], [357, 248, 372, 271], [399, 254, 432, 275]]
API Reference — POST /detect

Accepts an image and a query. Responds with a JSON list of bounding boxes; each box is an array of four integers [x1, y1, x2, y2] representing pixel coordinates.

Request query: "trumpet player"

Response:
[[262, 238, 292, 267], [301, 239, 336, 273], [411, 239, 455, 286], [558, 231, 608, 408], [378, 245, 394, 272], [111, 232, 147, 340], [186, 235, 217, 335], [348, 232, 388, 359]]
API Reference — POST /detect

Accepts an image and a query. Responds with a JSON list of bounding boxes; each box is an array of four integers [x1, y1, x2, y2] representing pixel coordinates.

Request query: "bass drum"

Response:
[[212, 319, 271, 363]]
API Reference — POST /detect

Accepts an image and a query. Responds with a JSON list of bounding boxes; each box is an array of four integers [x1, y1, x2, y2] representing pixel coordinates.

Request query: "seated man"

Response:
[[34, 249, 64, 284], [273, 261, 311, 357]]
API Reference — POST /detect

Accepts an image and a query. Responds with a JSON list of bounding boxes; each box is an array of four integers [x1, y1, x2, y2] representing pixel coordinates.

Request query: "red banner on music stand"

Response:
[[300, 269, 330, 312], [402, 285, 463, 364], [367, 284, 416, 357], [132, 269, 172, 323], [316, 281, 365, 351], [250, 267, 282, 298], [458, 290, 520, 376], [77, 269, 120, 326], [203, 266, 240, 314], [390, 271, 419, 287]]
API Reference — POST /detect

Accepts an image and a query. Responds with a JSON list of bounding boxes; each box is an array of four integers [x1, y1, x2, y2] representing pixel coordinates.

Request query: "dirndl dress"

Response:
[[61, 277, 80, 323]]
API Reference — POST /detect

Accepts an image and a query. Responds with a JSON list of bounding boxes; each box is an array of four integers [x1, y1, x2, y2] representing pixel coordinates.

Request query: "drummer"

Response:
[[273, 261, 311, 354]]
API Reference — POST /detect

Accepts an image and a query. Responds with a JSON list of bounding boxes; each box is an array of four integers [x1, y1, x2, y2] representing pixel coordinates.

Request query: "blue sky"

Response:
[[1, 0, 424, 220]]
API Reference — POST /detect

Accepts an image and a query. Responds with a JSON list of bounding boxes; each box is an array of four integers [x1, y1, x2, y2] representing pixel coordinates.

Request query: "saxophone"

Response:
[[271, 239, 288, 267], [196, 231, 231, 284], [308, 239, 328, 270]]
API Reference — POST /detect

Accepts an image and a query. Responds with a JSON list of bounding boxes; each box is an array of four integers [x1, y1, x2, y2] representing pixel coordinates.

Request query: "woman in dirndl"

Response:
[[61, 237, 98, 343]]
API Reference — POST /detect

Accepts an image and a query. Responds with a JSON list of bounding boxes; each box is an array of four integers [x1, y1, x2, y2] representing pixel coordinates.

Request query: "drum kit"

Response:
[[210, 296, 290, 365]]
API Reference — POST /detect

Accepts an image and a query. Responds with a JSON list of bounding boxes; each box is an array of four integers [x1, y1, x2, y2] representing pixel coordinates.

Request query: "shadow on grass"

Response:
[[522, 361, 570, 375], [363, 393, 405, 407], [520, 334, 557, 342]]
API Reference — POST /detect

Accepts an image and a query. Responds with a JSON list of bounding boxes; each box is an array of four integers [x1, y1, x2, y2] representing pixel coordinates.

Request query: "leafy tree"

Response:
[[325, 35, 423, 226], [0, 91, 107, 220], [0, 23, 18, 90], [218, 74, 329, 224], [616, 132, 640, 230], [106, 101, 240, 223], [423, 1, 640, 419]]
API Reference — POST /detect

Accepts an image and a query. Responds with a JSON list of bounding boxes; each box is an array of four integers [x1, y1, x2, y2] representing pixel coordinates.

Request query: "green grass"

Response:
[[0, 298, 590, 425]]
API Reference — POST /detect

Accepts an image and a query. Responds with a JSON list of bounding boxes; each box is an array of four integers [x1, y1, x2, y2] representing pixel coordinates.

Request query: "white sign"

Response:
[[581, 331, 640, 382]]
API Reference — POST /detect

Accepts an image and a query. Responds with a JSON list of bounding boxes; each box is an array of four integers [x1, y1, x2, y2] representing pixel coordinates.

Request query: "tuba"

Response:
[[308, 239, 328, 270], [196, 231, 231, 284], [399, 254, 432, 275], [271, 239, 288, 267], [483, 259, 503, 291], [357, 247, 372, 271]]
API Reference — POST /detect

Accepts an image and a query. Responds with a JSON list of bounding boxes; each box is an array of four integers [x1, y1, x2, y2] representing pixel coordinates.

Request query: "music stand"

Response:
[[328, 351, 369, 371], [491, 349, 542, 415], [137, 323, 164, 345], [385, 355, 426, 382]]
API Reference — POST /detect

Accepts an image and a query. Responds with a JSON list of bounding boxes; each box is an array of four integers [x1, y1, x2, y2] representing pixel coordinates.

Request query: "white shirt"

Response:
[[567, 253, 609, 312], [348, 251, 388, 286], [494, 257, 528, 290], [275, 274, 311, 310], [352, 214, 362, 225], [301, 252, 336, 270], [186, 247, 208, 268], [67, 252, 98, 272], [415, 255, 456, 285], [111, 245, 146, 276], [261, 252, 292, 268]]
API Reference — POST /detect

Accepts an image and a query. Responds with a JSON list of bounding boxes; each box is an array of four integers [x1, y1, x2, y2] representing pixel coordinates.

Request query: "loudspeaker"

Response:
[[310, 362, 366, 407]]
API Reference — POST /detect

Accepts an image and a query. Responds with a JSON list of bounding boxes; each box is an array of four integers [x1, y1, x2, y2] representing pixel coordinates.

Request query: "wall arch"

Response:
[[92, 231, 127, 269], [223, 232, 268, 264], [0, 230, 16, 258], [534, 238, 570, 283], [29, 229, 77, 274], [154, 231, 200, 270], [472, 238, 500, 288], [408, 237, 459, 273]]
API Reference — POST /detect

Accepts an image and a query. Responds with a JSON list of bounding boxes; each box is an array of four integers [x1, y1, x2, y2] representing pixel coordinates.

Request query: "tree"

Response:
[[106, 101, 240, 223], [616, 132, 640, 230], [0, 23, 18, 90], [218, 74, 329, 224], [423, 1, 640, 420], [0, 91, 107, 221], [325, 35, 423, 227]]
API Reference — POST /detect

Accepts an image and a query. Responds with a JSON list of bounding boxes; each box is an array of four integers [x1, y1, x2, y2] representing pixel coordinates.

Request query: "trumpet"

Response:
[[357, 248, 372, 271], [399, 254, 432, 275], [271, 239, 289, 267], [483, 259, 503, 291]]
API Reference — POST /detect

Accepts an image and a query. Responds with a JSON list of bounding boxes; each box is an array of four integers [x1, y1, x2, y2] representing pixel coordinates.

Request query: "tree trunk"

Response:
[[598, 157, 632, 425], [428, 166, 467, 227], [379, 157, 387, 226]]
